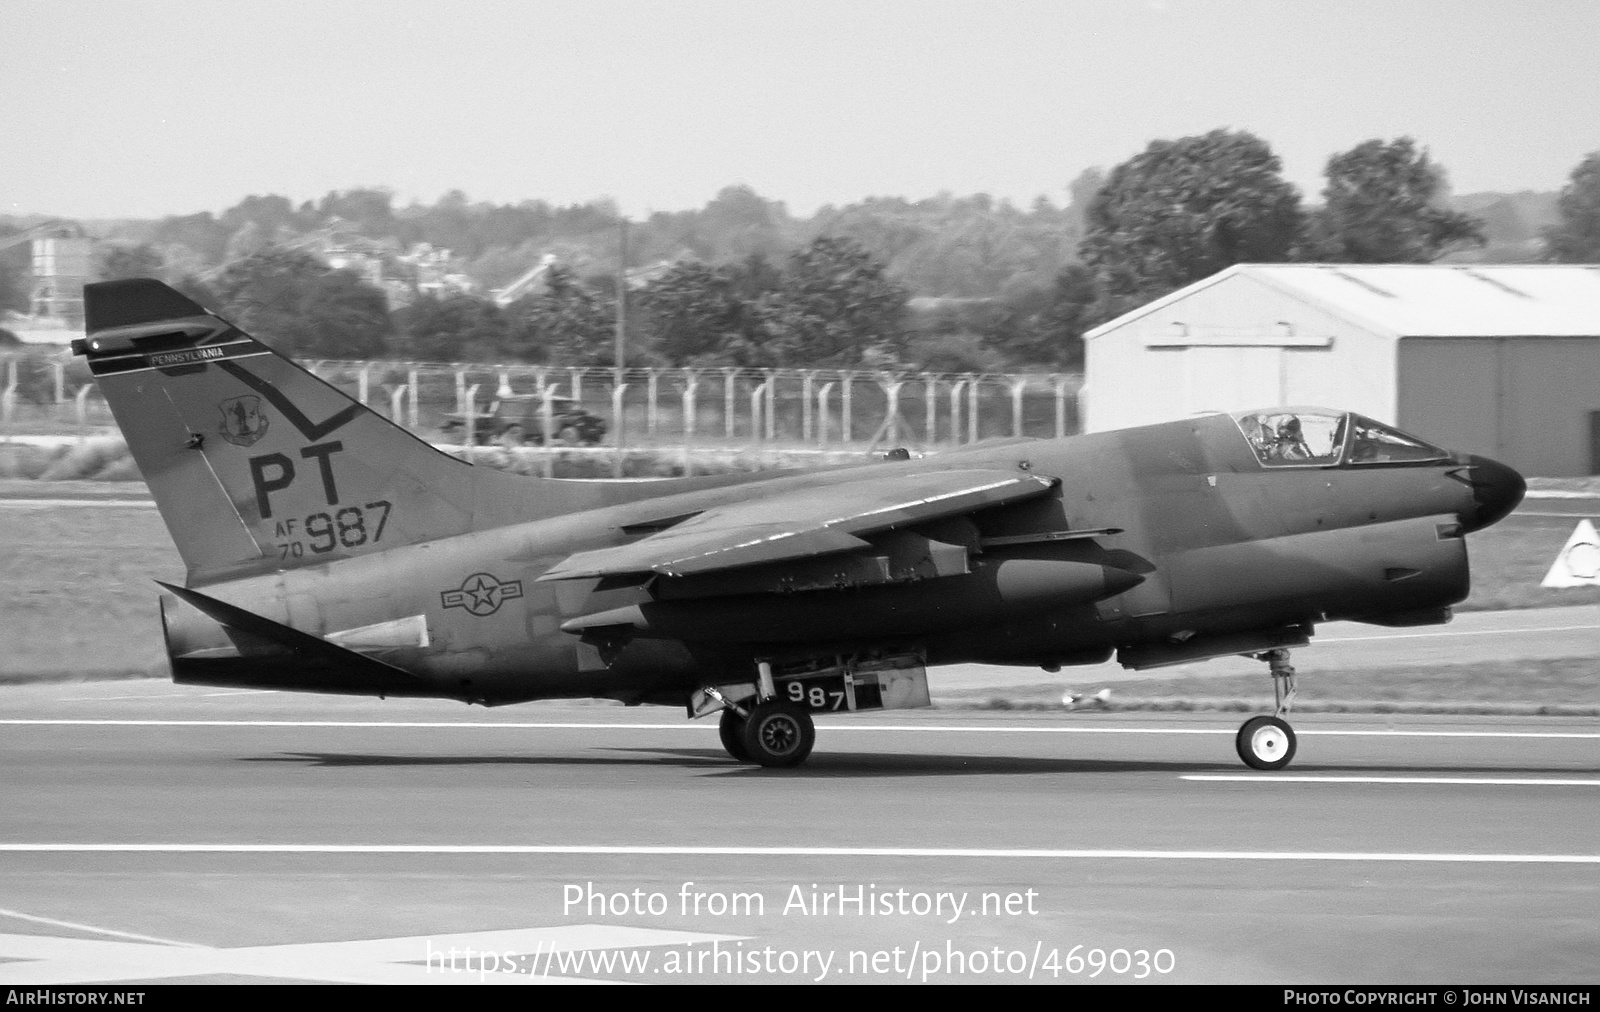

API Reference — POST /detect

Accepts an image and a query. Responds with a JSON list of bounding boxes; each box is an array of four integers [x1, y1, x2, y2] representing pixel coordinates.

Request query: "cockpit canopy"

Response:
[[1231, 409, 1450, 468]]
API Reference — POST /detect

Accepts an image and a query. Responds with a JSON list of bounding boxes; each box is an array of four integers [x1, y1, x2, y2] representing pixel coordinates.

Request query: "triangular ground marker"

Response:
[[1541, 519, 1600, 587]]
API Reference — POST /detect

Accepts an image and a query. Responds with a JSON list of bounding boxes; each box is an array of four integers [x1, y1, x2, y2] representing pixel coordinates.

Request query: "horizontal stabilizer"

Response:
[[158, 582, 419, 680]]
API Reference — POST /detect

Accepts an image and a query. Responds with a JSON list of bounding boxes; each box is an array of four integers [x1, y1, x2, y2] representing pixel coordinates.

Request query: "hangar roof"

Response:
[[1086, 264, 1600, 340]]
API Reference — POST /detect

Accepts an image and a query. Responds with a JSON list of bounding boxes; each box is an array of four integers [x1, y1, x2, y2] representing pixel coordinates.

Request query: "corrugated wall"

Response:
[[1399, 337, 1600, 477]]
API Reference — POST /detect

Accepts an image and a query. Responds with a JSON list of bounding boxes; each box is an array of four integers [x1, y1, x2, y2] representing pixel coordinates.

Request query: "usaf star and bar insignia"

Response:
[[441, 572, 525, 617]]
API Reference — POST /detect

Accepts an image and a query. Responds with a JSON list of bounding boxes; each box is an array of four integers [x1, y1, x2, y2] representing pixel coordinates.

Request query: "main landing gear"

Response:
[[1236, 648, 1298, 771], [704, 666, 816, 769], [718, 707, 751, 762]]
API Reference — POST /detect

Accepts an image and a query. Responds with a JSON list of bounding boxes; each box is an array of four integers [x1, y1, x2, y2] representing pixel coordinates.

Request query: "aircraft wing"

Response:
[[538, 469, 1057, 581]]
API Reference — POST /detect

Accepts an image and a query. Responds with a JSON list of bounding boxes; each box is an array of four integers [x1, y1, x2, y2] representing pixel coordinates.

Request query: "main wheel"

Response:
[[739, 700, 815, 768], [557, 425, 581, 446], [497, 424, 525, 449], [1236, 715, 1297, 771], [718, 707, 751, 762]]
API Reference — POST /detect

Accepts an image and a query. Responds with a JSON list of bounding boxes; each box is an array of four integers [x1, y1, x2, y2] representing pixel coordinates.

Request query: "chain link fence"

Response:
[[2, 351, 1083, 472], [302, 361, 1082, 447]]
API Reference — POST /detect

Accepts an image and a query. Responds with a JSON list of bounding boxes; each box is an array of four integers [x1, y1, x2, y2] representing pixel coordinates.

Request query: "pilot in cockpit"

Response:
[[1272, 416, 1312, 461]]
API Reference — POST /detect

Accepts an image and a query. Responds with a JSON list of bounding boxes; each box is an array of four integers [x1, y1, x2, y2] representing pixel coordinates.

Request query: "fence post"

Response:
[[801, 370, 816, 443], [389, 385, 406, 423], [569, 367, 582, 404], [454, 367, 472, 419], [540, 383, 556, 478], [841, 371, 855, 444], [357, 363, 371, 405], [967, 374, 980, 444], [924, 375, 938, 446], [816, 382, 834, 448], [722, 367, 739, 439], [461, 383, 479, 460], [680, 370, 699, 476], [0, 357, 16, 432], [0, 359, 14, 430], [748, 382, 768, 445], [763, 369, 777, 441], [1009, 375, 1029, 437], [407, 368, 420, 430], [875, 373, 905, 447], [611, 379, 628, 478], [948, 380, 965, 447], [497, 370, 513, 397], [647, 369, 660, 438]]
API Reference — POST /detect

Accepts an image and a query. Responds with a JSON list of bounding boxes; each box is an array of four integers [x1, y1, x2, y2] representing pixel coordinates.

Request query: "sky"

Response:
[[4, 0, 1598, 220]]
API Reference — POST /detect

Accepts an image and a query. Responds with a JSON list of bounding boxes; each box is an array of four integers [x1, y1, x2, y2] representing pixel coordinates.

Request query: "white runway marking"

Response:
[[2, 719, 1596, 738], [0, 843, 1596, 863], [1184, 775, 1600, 786], [1291, 729, 1600, 739], [0, 923, 738, 985], [0, 907, 201, 947]]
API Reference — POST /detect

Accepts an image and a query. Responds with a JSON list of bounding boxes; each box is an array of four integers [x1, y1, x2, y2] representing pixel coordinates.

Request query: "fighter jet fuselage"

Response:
[[158, 414, 1513, 705]]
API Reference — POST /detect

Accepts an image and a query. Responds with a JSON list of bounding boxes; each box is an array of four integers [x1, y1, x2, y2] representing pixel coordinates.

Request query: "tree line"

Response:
[[5, 135, 1600, 370]]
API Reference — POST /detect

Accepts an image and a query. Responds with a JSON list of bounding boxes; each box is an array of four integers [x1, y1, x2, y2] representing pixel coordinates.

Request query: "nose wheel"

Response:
[[1236, 648, 1299, 770], [1236, 714, 1297, 770]]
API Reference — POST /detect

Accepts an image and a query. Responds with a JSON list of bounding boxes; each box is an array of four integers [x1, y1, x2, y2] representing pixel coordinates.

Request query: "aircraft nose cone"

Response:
[[1459, 455, 1526, 532]]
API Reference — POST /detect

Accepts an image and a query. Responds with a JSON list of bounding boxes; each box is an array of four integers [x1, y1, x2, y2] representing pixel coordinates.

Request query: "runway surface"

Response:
[[0, 682, 1595, 984]]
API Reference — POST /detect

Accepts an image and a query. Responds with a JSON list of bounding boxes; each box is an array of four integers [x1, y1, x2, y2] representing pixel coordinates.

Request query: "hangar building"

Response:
[[1082, 264, 1600, 477]]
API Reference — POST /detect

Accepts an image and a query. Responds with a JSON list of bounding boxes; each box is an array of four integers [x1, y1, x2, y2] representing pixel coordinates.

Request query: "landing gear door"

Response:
[[694, 654, 932, 718], [780, 656, 931, 713], [850, 656, 932, 710]]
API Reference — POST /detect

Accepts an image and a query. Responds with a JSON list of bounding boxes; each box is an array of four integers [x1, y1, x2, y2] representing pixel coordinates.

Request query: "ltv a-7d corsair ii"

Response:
[[76, 280, 1525, 770]]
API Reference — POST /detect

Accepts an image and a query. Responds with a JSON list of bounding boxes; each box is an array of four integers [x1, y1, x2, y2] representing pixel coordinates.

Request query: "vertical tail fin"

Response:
[[77, 279, 512, 583]]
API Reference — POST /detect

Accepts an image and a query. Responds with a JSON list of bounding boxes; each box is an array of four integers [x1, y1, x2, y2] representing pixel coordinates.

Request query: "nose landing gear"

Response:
[[1236, 648, 1298, 770]]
